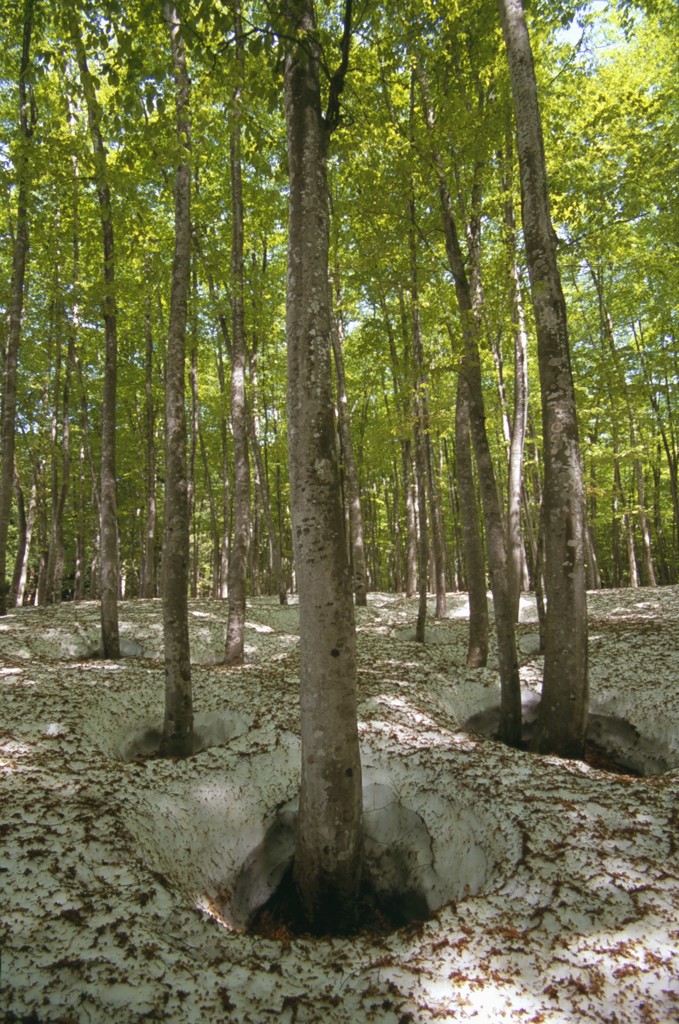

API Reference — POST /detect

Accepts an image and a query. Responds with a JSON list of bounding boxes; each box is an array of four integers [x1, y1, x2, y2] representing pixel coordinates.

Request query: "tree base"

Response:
[[249, 863, 430, 940]]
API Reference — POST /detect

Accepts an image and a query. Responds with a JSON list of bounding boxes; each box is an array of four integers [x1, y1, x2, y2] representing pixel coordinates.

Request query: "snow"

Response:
[[1, 587, 678, 1023]]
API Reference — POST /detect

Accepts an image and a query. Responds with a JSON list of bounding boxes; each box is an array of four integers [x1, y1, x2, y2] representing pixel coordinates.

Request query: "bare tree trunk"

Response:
[[456, 376, 489, 667], [331, 278, 367, 606], [160, 1, 193, 757], [407, 212, 431, 642], [420, 77, 521, 745], [498, 0, 588, 758], [502, 136, 529, 621], [0, 0, 34, 615], [225, 5, 251, 665], [141, 260, 157, 598], [283, 0, 362, 933], [69, 8, 120, 657], [10, 463, 28, 605], [635, 455, 656, 586]]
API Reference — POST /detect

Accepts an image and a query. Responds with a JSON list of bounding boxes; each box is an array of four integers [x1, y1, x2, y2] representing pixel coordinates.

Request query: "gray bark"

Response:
[[141, 260, 157, 598], [160, 2, 193, 758], [331, 278, 367, 606], [455, 375, 489, 668], [225, 8, 251, 663], [69, 8, 120, 657], [498, 0, 588, 758], [0, 0, 34, 615], [421, 80, 521, 745], [283, 0, 362, 933]]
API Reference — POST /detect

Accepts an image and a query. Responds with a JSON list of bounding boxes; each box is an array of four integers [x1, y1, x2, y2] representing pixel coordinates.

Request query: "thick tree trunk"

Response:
[[160, 2, 193, 758], [225, 8, 251, 664], [283, 0, 362, 933], [498, 0, 588, 758], [0, 0, 34, 615], [70, 9, 120, 656]]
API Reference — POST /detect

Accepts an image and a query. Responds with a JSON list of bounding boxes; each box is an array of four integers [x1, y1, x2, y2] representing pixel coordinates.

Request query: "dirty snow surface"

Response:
[[1, 588, 678, 1024]]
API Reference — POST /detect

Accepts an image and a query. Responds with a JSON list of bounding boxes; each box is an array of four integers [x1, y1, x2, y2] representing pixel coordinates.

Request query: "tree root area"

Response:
[[249, 864, 429, 940]]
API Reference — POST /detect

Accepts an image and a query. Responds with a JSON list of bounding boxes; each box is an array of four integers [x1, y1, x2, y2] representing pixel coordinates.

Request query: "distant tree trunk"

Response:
[[382, 297, 417, 596], [160, 1, 193, 758], [45, 277, 74, 606], [0, 0, 34, 615], [635, 453, 656, 587], [421, 79, 521, 745], [247, 399, 287, 604], [141, 260, 157, 598], [501, 135, 529, 621], [225, 6, 251, 665], [408, 203, 430, 642], [283, 0, 362, 934], [10, 464, 29, 606], [188, 336, 199, 597], [456, 375, 489, 667], [499, 0, 588, 758], [331, 278, 367, 606], [70, 8, 120, 657]]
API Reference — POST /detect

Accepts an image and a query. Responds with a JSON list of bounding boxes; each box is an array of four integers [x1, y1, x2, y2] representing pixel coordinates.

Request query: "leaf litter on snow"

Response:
[[0, 588, 678, 1023]]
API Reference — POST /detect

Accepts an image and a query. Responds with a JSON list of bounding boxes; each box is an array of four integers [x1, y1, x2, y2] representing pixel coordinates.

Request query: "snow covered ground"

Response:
[[1, 588, 678, 1023]]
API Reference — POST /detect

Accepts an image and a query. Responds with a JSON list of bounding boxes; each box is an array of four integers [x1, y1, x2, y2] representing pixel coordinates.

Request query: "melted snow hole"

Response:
[[123, 737, 522, 932]]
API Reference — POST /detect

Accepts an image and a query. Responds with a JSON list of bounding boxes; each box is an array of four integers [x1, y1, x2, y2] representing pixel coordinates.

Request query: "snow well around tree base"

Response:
[[121, 729, 523, 931]]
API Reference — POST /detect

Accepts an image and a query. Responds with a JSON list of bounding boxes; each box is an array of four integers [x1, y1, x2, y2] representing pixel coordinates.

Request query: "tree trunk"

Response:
[[407, 195, 432, 641], [502, 136, 530, 621], [69, 8, 120, 656], [141, 260, 157, 598], [455, 375, 489, 667], [283, 0, 362, 934], [0, 0, 34, 615], [331, 278, 367, 606], [421, 79, 521, 745], [160, 2, 193, 758], [225, 6, 251, 664], [498, 0, 588, 758]]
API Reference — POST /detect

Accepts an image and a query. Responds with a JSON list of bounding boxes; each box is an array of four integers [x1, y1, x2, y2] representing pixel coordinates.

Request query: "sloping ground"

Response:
[[1, 588, 678, 1023]]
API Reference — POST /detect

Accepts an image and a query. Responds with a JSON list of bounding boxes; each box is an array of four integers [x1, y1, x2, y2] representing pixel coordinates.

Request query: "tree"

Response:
[[498, 0, 588, 758], [0, 0, 34, 615], [68, 5, 120, 657], [283, 0, 363, 933], [160, 1, 193, 758], [225, 4, 251, 665]]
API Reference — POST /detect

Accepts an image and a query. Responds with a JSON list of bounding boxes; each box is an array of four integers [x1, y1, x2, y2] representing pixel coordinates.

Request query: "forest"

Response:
[[1, 0, 676, 615], [1, 0, 678, 1019]]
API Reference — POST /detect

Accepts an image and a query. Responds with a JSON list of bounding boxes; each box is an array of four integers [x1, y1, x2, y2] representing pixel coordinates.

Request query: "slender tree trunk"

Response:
[[456, 375, 489, 667], [635, 455, 656, 586], [160, 2, 193, 757], [408, 206, 430, 642], [331, 278, 367, 606], [141, 260, 157, 598], [69, 8, 120, 656], [502, 136, 529, 621], [283, 0, 362, 933], [498, 0, 588, 758], [0, 0, 34, 615], [9, 463, 27, 605], [225, 6, 251, 664], [421, 79, 521, 745]]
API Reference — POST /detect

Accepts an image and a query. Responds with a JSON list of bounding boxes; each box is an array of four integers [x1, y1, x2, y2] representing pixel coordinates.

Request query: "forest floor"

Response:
[[1, 587, 678, 1023]]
